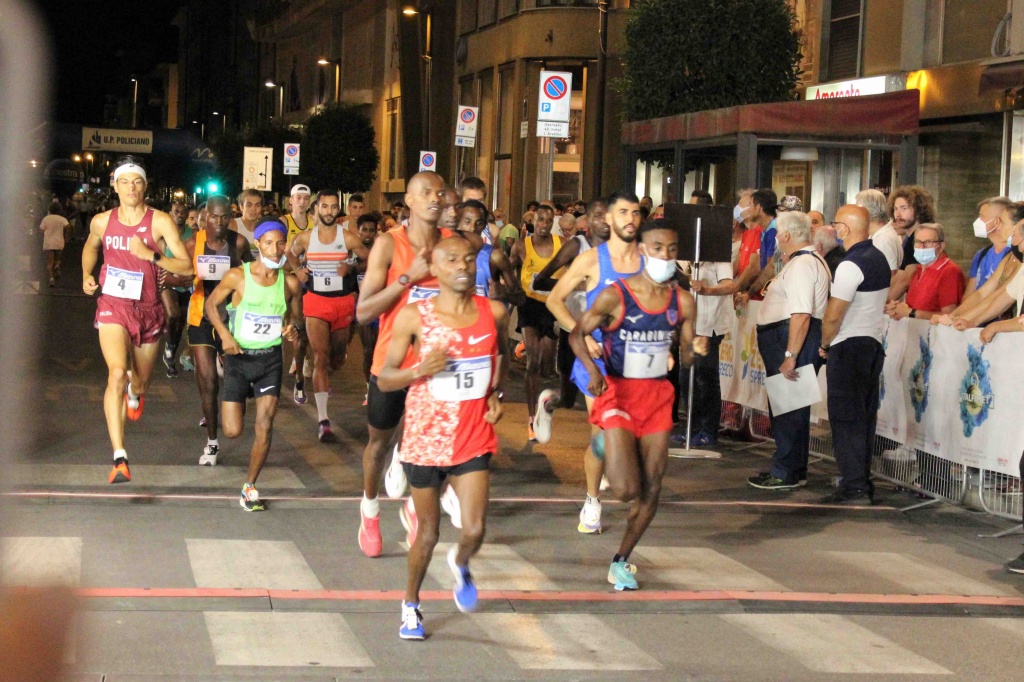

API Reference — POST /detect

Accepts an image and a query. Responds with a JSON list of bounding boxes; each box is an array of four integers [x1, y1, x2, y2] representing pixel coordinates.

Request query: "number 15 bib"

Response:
[[428, 356, 491, 401]]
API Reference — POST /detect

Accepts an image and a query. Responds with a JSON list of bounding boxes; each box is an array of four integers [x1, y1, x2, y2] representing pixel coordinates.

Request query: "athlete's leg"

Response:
[[616, 430, 670, 558], [583, 395, 605, 498], [307, 317, 332, 394], [329, 326, 351, 372], [128, 341, 161, 398], [450, 469, 489, 566], [359, 323, 378, 384], [602, 427, 642, 503], [523, 327, 543, 419], [193, 345, 220, 440], [404, 483, 442, 605], [97, 325, 132, 451], [363, 425, 395, 498], [246, 395, 279, 485], [221, 401, 246, 439], [160, 289, 179, 354]]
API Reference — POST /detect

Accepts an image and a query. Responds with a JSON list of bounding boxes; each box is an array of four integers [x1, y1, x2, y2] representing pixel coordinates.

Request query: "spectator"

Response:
[[778, 195, 803, 213], [389, 200, 405, 220], [689, 189, 713, 205], [526, 200, 540, 213], [813, 225, 846, 276], [855, 189, 901, 276], [650, 204, 665, 219], [499, 214, 521, 254], [574, 214, 589, 237], [818, 205, 890, 505], [459, 176, 487, 203], [741, 189, 780, 302], [967, 197, 1014, 292], [887, 185, 937, 301], [808, 210, 825, 231], [749, 211, 830, 490], [572, 200, 587, 216], [640, 195, 654, 212], [39, 201, 69, 287], [639, 205, 651, 222], [555, 212, 576, 238], [885, 224, 965, 322]]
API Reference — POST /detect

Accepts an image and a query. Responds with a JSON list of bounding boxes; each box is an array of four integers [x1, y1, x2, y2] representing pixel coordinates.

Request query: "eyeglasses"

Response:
[[829, 221, 848, 230], [913, 240, 941, 247]]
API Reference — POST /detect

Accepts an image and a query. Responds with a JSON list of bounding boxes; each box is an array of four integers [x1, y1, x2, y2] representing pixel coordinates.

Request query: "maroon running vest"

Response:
[[100, 207, 161, 307]]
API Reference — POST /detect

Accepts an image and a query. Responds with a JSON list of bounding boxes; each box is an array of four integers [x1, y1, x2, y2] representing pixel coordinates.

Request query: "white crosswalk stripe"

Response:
[[821, 551, 1010, 596], [1, 536, 82, 587], [427, 542, 559, 591], [204, 612, 374, 667], [631, 546, 783, 590], [721, 614, 952, 675], [186, 539, 322, 589], [474, 613, 662, 670], [10, 463, 305, 489]]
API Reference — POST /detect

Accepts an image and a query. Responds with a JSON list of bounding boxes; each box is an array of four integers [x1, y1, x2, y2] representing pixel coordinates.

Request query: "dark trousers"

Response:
[[757, 318, 823, 483], [557, 328, 579, 409], [827, 337, 884, 496], [670, 338, 682, 422], [692, 333, 724, 437]]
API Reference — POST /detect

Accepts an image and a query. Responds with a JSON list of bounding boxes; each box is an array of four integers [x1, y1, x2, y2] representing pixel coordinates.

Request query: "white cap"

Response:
[[290, 184, 311, 196]]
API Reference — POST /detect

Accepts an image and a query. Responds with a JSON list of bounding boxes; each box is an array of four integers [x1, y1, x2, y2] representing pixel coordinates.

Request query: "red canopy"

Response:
[[621, 91, 920, 147]]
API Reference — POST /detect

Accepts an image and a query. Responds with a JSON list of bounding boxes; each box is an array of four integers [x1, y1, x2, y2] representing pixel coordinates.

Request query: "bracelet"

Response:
[[820, 344, 829, 352]]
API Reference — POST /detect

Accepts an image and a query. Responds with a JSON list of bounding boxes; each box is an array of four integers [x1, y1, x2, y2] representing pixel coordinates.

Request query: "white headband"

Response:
[[113, 163, 147, 183]]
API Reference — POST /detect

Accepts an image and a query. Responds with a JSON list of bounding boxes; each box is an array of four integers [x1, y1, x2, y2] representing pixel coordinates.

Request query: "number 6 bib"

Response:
[[240, 312, 282, 342], [102, 266, 144, 300], [623, 339, 670, 379], [428, 356, 491, 401], [313, 272, 345, 292]]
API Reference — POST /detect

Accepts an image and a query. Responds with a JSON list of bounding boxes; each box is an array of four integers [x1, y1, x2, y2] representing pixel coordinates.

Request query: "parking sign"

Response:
[[537, 71, 572, 123], [419, 151, 437, 173]]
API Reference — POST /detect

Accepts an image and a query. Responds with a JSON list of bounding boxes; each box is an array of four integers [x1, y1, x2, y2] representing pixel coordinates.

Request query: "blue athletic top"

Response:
[[602, 280, 679, 380], [475, 242, 493, 297]]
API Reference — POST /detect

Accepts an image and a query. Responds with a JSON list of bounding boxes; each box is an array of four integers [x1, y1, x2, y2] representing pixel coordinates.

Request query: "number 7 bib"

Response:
[[623, 339, 670, 379], [428, 356, 491, 401]]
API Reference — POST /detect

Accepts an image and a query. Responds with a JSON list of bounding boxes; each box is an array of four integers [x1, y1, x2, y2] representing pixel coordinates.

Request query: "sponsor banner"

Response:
[[719, 301, 768, 412], [82, 127, 153, 154]]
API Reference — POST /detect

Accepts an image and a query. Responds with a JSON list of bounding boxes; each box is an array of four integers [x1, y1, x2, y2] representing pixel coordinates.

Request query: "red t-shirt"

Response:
[[737, 226, 762, 274], [905, 253, 966, 313]]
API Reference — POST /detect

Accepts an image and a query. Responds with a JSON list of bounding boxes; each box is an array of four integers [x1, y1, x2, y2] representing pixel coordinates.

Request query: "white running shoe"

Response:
[[599, 475, 610, 492], [441, 485, 462, 529], [384, 445, 408, 499], [578, 498, 602, 534], [531, 389, 558, 444], [199, 444, 219, 466]]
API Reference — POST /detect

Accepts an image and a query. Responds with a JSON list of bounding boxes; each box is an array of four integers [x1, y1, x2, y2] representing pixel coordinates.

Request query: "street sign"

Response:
[[538, 70, 572, 123], [537, 121, 569, 138], [419, 151, 437, 173], [520, 120, 529, 139], [455, 136, 476, 148], [456, 105, 479, 138], [283, 143, 300, 176], [243, 146, 273, 191]]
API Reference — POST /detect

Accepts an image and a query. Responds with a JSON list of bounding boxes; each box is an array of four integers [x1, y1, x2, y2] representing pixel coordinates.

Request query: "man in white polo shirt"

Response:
[[685, 255, 734, 448], [818, 205, 890, 505], [749, 211, 830, 490]]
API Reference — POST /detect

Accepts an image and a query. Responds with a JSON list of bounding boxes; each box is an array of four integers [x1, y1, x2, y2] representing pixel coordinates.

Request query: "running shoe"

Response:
[[293, 380, 307, 405], [358, 509, 383, 557], [181, 355, 195, 372], [578, 498, 602, 534], [399, 601, 425, 640], [318, 419, 335, 443], [608, 560, 638, 591], [514, 341, 526, 360], [163, 352, 178, 378], [108, 457, 131, 484], [198, 444, 219, 466], [447, 546, 478, 612], [240, 482, 265, 512], [747, 472, 801, 490], [1006, 551, 1024, 575], [400, 496, 418, 547], [198, 416, 207, 428], [599, 475, 610, 492], [125, 391, 145, 422], [531, 389, 557, 444], [384, 445, 408, 499], [441, 485, 462, 529]]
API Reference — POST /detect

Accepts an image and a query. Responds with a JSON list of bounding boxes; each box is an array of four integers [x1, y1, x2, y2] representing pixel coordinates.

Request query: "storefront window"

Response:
[[494, 67, 515, 212]]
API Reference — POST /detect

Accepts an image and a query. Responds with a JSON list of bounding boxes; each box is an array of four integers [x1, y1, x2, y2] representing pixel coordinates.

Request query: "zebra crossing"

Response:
[[2, 535, 1014, 677]]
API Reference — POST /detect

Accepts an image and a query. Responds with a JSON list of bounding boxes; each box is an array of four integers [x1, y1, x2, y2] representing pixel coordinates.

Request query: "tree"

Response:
[[617, 0, 802, 123], [304, 103, 379, 193], [209, 123, 302, 198]]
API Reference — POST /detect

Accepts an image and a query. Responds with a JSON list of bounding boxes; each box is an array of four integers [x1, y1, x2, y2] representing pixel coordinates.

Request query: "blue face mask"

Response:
[[914, 247, 937, 266]]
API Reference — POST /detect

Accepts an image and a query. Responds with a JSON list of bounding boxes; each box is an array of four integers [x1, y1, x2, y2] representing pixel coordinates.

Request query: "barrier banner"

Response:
[[718, 302, 768, 412]]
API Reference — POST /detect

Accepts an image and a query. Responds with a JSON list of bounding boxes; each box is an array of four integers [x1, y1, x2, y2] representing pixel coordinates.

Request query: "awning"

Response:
[[621, 91, 920, 148]]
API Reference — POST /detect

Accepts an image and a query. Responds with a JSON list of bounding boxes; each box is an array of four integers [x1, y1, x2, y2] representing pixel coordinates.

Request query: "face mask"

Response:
[[914, 247, 937, 266], [733, 204, 747, 222], [642, 248, 677, 283], [261, 254, 287, 269], [495, 220, 504, 228], [973, 217, 997, 239]]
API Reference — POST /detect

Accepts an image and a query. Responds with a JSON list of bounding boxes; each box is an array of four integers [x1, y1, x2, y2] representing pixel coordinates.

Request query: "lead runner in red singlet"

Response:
[[378, 236, 507, 640], [82, 156, 194, 484]]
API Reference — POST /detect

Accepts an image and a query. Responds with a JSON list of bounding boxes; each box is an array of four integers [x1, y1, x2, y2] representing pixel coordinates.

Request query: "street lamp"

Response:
[[317, 57, 329, 66], [72, 154, 81, 163], [130, 77, 138, 128], [265, 80, 283, 120]]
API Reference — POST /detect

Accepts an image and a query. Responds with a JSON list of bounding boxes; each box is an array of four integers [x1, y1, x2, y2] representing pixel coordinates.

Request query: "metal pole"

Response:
[[131, 79, 138, 128], [591, 0, 608, 199], [684, 217, 701, 450]]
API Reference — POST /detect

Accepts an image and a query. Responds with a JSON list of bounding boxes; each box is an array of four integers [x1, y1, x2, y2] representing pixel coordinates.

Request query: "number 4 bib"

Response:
[[428, 356, 491, 401], [102, 266, 144, 300]]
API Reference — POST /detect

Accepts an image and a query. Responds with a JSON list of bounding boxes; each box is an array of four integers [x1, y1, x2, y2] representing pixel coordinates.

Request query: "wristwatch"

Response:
[[151, 251, 162, 263], [909, 308, 917, 318], [784, 350, 794, 359], [398, 274, 412, 288]]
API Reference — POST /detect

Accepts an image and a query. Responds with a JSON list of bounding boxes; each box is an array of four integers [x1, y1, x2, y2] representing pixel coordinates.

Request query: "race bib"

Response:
[[197, 255, 231, 281], [240, 311, 282, 342], [102, 266, 143, 300], [313, 271, 345, 292], [623, 339, 670, 379], [408, 285, 439, 302], [428, 356, 491, 402]]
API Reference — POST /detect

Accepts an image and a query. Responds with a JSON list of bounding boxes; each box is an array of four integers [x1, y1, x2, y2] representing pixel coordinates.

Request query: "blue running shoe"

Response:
[[447, 546, 478, 612], [607, 560, 638, 591], [399, 601, 425, 640]]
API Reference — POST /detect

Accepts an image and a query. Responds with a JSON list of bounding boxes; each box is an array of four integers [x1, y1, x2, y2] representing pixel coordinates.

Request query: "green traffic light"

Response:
[[207, 181, 219, 193], [195, 186, 203, 194]]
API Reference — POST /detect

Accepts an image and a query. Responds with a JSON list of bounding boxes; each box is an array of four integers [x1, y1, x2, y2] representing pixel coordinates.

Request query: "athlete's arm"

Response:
[[509, 237, 525, 272], [548, 249, 601, 356], [338, 231, 370, 278], [162, 235, 196, 289], [485, 300, 509, 424], [533, 238, 581, 292], [356, 234, 430, 324], [569, 286, 623, 397], [236, 234, 254, 264], [142, 212, 193, 277], [81, 212, 106, 295], [489, 247, 526, 306], [677, 288, 698, 369], [376, 303, 447, 392], [286, 231, 310, 282], [282, 273, 304, 342], [205, 268, 244, 355]]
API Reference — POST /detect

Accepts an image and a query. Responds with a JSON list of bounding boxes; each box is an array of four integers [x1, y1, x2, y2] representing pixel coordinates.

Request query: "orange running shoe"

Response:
[[528, 422, 537, 442], [109, 457, 131, 484], [514, 341, 526, 360], [125, 391, 145, 422]]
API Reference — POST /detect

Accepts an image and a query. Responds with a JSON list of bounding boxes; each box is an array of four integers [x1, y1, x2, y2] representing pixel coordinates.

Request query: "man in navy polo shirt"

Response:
[[818, 205, 891, 505]]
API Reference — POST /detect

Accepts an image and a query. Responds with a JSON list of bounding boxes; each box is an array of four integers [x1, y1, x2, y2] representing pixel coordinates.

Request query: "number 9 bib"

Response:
[[197, 255, 231, 281], [623, 340, 670, 379], [428, 356, 491, 401]]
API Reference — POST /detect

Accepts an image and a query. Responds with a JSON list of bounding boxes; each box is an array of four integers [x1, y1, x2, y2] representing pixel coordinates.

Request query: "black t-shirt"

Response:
[[899, 230, 916, 270]]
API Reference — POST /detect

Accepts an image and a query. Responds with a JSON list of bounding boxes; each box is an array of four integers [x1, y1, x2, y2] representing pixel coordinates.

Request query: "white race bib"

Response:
[[428, 356, 491, 402], [240, 311, 282, 342], [197, 255, 231, 281], [102, 266, 144, 300], [408, 285, 439, 302], [623, 339, 670, 379], [313, 271, 345, 292]]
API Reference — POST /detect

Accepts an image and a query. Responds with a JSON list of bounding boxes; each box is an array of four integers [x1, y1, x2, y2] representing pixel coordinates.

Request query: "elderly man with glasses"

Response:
[[884, 224, 965, 322]]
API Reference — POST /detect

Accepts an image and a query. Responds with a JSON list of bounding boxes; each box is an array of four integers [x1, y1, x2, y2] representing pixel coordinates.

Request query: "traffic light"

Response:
[[207, 181, 219, 194]]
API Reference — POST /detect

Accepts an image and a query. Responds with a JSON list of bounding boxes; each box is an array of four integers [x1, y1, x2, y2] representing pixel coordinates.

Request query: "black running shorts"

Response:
[[402, 453, 492, 489], [222, 346, 283, 403]]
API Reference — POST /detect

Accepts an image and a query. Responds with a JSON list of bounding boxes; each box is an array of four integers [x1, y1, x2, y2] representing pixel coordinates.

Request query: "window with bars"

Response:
[[824, 0, 862, 80]]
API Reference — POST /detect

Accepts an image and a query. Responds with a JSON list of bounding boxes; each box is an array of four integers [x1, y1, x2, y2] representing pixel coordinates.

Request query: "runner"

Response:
[[569, 219, 697, 589], [341, 193, 365, 235], [159, 199, 196, 378], [546, 194, 641, 533], [355, 171, 452, 557], [455, 200, 523, 304], [186, 206, 198, 231], [81, 156, 194, 483], [355, 213, 381, 403], [286, 189, 369, 441], [438, 188, 460, 231], [510, 204, 562, 440], [183, 195, 252, 465], [377, 235, 507, 639], [203, 217, 303, 510], [458, 176, 498, 244], [282, 184, 313, 404], [234, 189, 263, 260]]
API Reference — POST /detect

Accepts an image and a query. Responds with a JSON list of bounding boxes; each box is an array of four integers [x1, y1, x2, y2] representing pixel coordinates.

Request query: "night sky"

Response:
[[34, 0, 182, 125]]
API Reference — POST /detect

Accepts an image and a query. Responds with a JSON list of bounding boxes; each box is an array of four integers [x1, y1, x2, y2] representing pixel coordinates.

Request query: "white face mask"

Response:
[[260, 254, 287, 270], [973, 217, 997, 239], [641, 246, 677, 283], [495, 220, 504, 228], [733, 204, 748, 222]]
